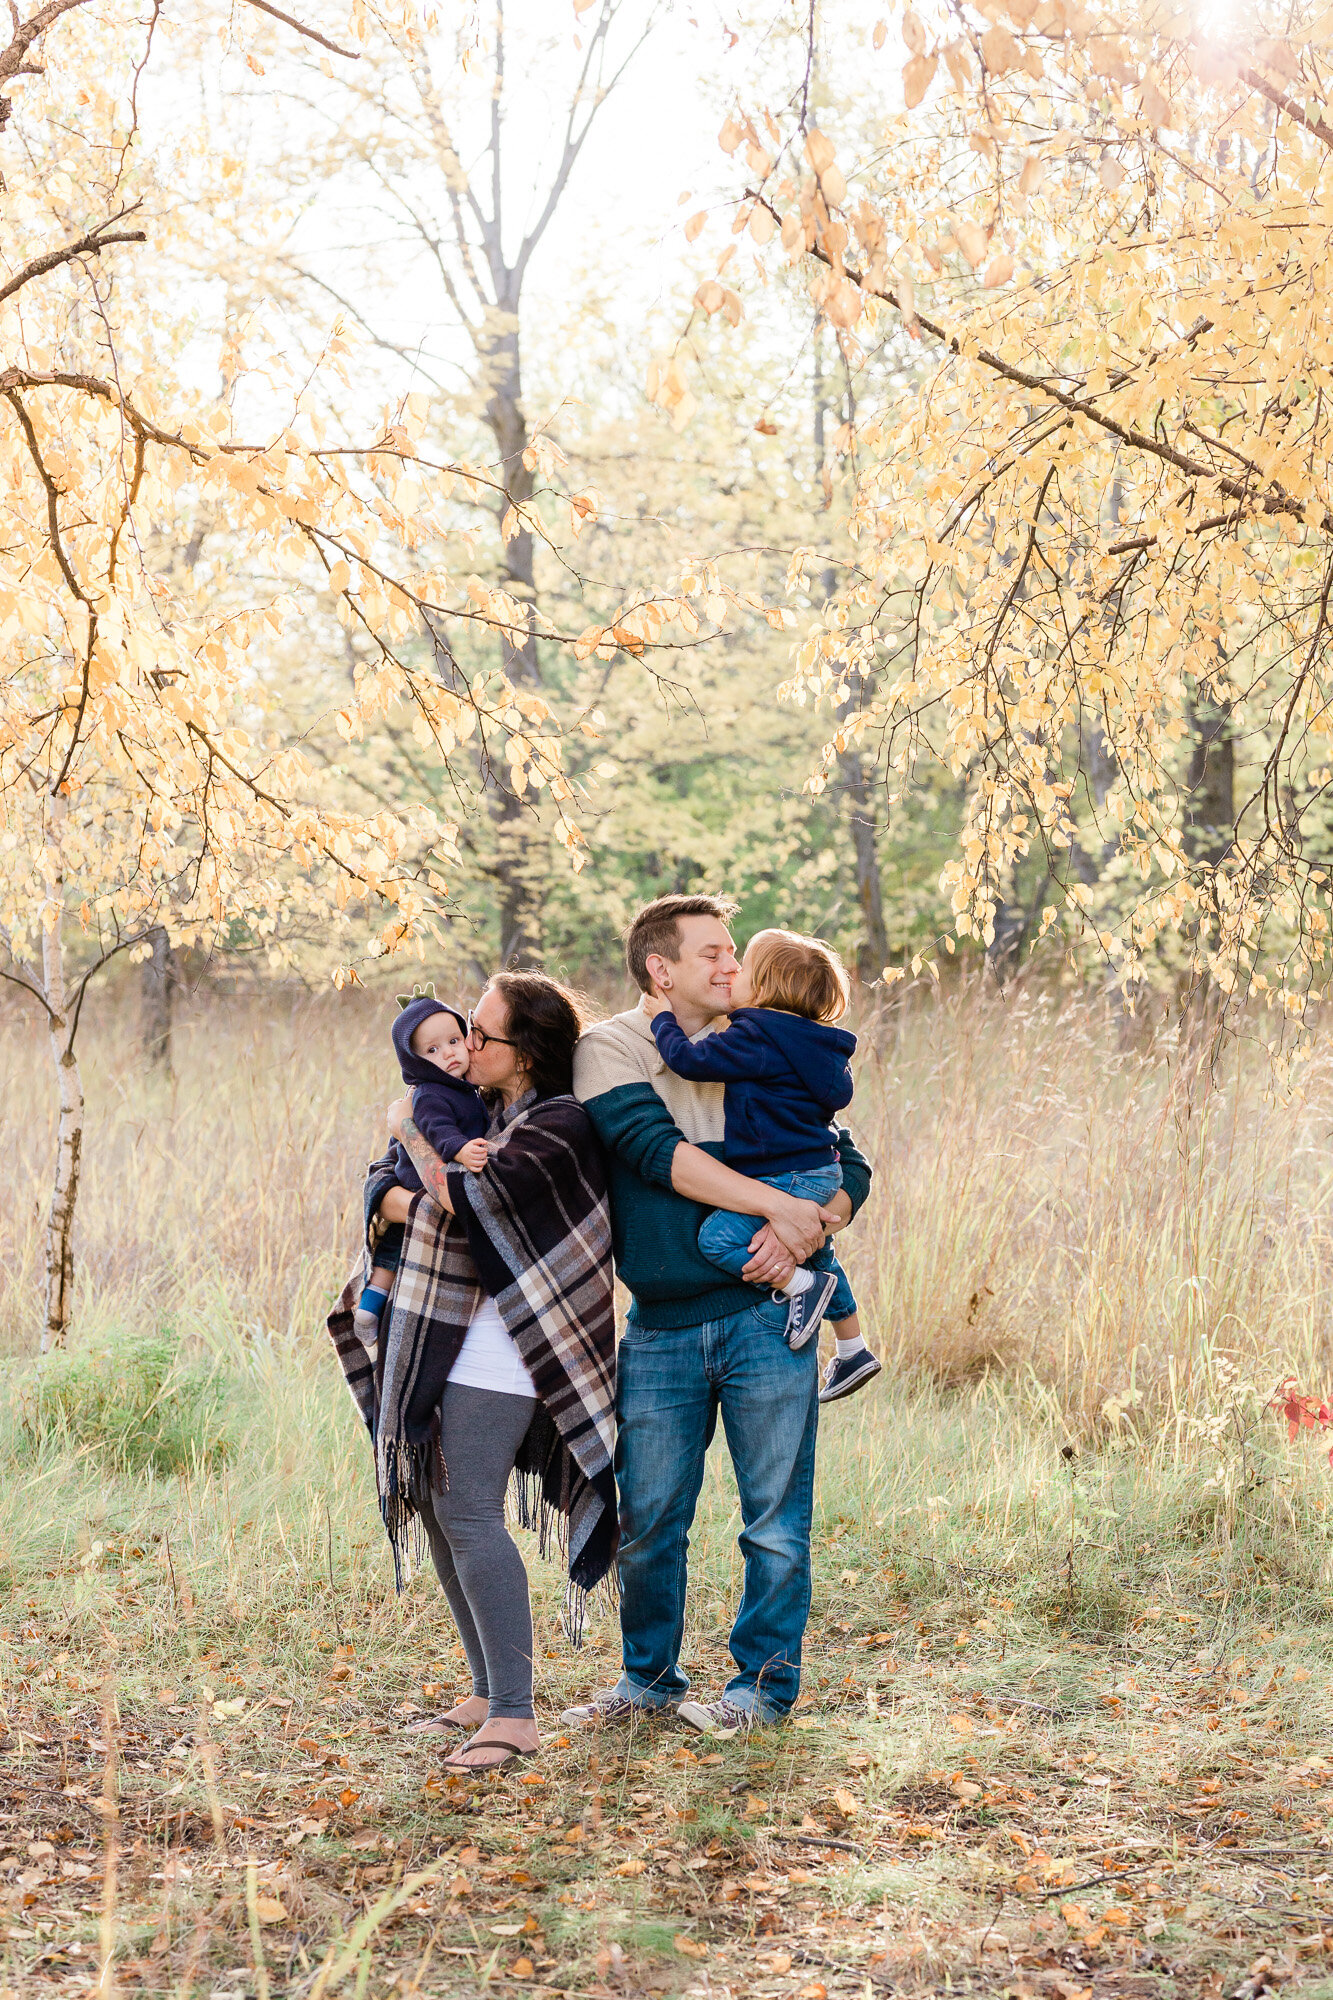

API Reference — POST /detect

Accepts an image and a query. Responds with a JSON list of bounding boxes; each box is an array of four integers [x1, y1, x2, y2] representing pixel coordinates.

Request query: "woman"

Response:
[[327, 972, 616, 1774]]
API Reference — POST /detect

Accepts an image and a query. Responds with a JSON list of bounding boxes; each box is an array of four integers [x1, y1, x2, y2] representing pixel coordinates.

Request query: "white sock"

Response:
[[836, 1333, 867, 1360], [777, 1268, 815, 1300]]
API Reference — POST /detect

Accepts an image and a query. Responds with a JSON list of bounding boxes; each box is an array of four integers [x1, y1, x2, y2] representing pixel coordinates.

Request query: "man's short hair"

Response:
[[624, 894, 739, 993]]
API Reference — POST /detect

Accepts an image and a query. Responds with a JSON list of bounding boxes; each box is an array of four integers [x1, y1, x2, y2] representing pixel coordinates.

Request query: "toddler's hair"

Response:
[[745, 929, 850, 1024]]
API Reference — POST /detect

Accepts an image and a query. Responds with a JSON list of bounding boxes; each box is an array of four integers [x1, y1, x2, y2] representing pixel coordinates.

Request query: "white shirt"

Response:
[[446, 1293, 537, 1399]]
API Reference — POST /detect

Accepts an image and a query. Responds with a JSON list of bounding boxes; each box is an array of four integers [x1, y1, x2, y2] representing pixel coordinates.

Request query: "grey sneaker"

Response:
[[677, 1696, 773, 1737], [785, 1270, 839, 1350], [559, 1687, 680, 1728], [819, 1349, 883, 1402]]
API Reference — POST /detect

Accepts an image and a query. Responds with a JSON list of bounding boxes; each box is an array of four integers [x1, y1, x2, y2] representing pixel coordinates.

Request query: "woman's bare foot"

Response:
[[403, 1693, 490, 1735], [441, 1695, 490, 1727], [443, 1716, 540, 1771]]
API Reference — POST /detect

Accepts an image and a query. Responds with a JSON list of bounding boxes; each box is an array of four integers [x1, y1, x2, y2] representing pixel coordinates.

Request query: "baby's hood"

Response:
[[743, 1008, 857, 1114], [392, 994, 469, 1088]]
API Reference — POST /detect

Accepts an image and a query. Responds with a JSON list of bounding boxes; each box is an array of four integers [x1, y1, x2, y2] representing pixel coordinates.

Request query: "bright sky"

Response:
[[189, 0, 775, 405]]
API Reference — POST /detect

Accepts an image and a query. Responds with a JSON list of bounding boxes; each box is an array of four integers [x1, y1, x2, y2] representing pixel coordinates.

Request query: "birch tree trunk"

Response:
[[41, 828, 83, 1352]]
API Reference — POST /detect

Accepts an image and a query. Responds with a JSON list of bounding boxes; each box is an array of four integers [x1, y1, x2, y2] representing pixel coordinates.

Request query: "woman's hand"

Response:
[[388, 1090, 415, 1140]]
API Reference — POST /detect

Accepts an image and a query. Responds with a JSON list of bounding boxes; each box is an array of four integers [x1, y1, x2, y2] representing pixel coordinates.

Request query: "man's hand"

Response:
[[455, 1138, 489, 1172], [741, 1224, 797, 1289], [763, 1191, 836, 1265], [387, 1090, 415, 1140]]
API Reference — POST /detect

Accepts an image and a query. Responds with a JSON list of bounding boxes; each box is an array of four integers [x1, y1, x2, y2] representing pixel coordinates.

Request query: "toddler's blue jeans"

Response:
[[697, 1166, 857, 1321]]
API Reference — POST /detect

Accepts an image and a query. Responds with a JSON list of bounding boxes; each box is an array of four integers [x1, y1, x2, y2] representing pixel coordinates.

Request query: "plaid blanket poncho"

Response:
[[327, 1090, 617, 1620]]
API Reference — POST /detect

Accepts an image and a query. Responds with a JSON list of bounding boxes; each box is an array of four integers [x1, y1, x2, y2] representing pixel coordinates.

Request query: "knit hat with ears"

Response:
[[391, 984, 470, 1089]]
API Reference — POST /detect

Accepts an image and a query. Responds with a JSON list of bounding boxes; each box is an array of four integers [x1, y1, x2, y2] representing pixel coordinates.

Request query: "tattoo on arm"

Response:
[[399, 1116, 453, 1210]]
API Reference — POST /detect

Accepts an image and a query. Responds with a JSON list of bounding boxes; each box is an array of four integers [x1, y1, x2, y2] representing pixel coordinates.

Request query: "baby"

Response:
[[645, 928, 881, 1404], [353, 989, 489, 1353]]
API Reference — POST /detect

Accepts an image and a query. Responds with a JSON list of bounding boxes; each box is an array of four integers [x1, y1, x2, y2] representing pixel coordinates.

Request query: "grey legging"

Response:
[[419, 1383, 538, 1721]]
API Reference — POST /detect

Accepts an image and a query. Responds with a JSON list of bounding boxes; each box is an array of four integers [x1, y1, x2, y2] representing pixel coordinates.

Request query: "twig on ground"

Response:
[[768, 1832, 865, 1856]]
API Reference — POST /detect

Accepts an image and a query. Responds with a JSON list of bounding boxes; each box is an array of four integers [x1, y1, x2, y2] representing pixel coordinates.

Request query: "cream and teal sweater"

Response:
[[572, 1003, 873, 1331]]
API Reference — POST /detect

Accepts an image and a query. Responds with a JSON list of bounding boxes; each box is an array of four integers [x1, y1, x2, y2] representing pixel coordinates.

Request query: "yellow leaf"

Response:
[[673, 1935, 708, 1959], [1139, 79, 1172, 125], [833, 1786, 861, 1816], [981, 24, 1021, 70], [805, 128, 836, 172], [253, 1898, 287, 1924], [903, 51, 938, 107], [955, 219, 988, 268], [873, 19, 887, 48], [983, 252, 1014, 287], [685, 210, 707, 242]]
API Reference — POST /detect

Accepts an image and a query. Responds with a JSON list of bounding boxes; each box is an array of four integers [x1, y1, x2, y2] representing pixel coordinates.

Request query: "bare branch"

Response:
[[1238, 64, 1333, 152], [235, 0, 359, 61], [0, 215, 144, 306]]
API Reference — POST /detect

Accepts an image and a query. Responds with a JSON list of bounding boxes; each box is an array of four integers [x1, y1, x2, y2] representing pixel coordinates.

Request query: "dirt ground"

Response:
[[5, 1582, 1333, 2000]]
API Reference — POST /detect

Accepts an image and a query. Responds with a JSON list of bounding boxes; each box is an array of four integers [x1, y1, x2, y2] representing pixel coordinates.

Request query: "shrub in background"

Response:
[[13, 1327, 232, 1476]]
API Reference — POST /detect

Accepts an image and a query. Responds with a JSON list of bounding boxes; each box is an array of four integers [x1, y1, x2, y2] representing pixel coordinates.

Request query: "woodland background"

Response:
[[8, 0, 1333, 1996]]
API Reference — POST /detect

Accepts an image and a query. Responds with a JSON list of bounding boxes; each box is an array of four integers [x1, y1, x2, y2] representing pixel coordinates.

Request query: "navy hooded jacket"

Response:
[[389, 997, 489, 1193], [649, 1005, 856, 1177]]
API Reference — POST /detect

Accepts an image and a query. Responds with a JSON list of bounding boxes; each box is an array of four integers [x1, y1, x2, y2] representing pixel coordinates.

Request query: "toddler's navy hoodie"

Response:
[[389, 997, 489, 1193], [649, 1005, 856, 1177]]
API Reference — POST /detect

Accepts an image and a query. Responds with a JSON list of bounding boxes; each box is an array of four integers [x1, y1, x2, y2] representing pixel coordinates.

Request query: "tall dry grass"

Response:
[[4, 977, 1333, 1423], [6, 975, 1333, 1654], [850, 986, 1333, 1424]]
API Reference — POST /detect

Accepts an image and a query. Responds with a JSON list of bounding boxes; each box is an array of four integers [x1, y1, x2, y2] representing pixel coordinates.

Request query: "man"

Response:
[[564, 894, 873, 1735]]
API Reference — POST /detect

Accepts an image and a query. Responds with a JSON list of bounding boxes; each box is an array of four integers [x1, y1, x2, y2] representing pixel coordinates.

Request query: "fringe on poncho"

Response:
[[327, 1089, 617, 1634]]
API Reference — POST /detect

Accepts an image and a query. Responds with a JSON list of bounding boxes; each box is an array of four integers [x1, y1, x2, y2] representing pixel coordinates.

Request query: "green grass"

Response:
[[5, 1323, 1333, 1996], [13, 1328, 232, 1480]]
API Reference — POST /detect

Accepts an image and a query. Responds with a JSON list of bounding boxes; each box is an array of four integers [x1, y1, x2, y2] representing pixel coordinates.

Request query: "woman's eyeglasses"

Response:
[[467, 1010, 516, 1051]]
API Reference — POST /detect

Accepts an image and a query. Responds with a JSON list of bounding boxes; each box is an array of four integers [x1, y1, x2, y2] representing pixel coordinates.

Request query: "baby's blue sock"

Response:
[[358, 1284, 390, 1319]]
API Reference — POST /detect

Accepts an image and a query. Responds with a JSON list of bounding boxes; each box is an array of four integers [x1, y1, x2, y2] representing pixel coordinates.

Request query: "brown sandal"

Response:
[[402, 1711, 473, 1736], [442, 1732, 539, 1774]]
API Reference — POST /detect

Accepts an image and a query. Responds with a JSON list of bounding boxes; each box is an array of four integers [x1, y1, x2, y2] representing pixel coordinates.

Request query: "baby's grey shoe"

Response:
[[819, 1350, 882, 1402], [353, 1306, 381, 1360], [785, 1270, 839, 1350]]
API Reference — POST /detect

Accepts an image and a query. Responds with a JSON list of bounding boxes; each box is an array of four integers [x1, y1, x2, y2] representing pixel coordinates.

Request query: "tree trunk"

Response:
[[141, 924, 176, 1073], [483, 305, 547, 968], [40, 871, 82, 1352], [1183, 687, 1235, 867], [838, 735, 889, 980]]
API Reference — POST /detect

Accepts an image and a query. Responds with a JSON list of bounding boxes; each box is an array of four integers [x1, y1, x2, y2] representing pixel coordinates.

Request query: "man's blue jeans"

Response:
[[698, 1167, 858, 1322], [612, 1295, 819, 1720]]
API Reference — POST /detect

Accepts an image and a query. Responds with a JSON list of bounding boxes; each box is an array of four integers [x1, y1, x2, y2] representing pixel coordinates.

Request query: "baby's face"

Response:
[[412, 1014, 470, 1079], [729, 948, 757, 1010]]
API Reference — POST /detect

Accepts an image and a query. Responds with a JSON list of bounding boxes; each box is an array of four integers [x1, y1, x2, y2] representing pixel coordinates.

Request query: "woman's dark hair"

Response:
[[489, 971, 587, 1100]]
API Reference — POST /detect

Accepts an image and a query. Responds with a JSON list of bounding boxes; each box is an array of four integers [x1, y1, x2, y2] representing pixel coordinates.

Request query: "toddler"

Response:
[[353, 989, 490, 1355], [645, 929, 881, 1403]]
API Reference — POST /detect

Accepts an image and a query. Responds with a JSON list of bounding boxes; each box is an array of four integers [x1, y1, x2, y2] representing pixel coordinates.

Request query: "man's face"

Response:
[[646, 915, 739, 1017], [411, 1013, 470, 1078]]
